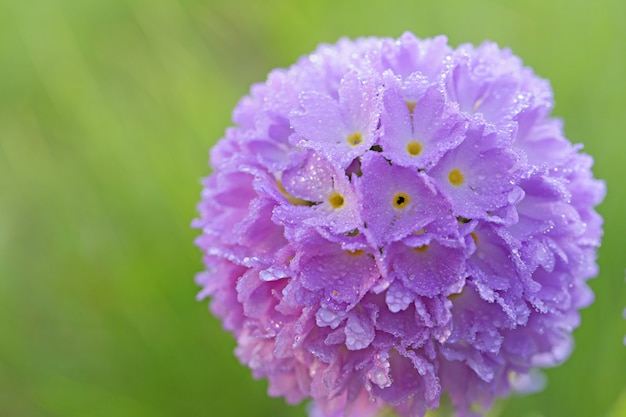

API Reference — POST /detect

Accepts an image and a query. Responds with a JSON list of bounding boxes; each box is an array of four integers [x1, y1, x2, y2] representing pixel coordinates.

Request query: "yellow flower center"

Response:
[[448, 291, 462, 301], [406, 141, 423, 156], [392, 192, 410, 209], [473, 97, 484, 111], [328, 192, 345, 209], [470, 231, 478, 245], [347, 132, 363, 147], [413, 245, 428, 252], [277, 180, 314, 206], [448, 169, 464, 186], [345, 249, 364, 257], [406, 100, 417, 115]]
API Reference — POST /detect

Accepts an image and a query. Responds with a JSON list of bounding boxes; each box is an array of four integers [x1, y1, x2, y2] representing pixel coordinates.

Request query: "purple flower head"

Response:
[[194, 33, 605, 417]]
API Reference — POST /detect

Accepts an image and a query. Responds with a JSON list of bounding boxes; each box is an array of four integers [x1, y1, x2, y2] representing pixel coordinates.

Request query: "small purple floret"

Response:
[[194, 33, 605, 417]]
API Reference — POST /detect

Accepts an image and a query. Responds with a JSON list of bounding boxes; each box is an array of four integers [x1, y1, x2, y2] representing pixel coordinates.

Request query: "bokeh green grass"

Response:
[[1, 0, 624, 416]]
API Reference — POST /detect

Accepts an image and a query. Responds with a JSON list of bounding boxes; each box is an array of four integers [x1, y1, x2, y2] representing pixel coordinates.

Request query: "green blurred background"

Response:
[[1, 0, 625, 416]]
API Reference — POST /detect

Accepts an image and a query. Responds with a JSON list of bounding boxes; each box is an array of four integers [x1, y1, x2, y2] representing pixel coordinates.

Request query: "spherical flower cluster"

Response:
[[193, 33, 605, 417]]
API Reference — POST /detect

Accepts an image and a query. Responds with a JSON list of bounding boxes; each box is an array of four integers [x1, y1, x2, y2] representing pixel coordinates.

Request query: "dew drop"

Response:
[[259, 270, 274, 281], [371, 369, 391, 388], [318, 309, 335, 323]]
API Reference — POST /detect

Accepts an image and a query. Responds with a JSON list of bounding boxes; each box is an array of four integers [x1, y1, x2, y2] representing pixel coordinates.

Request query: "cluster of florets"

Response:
[[193, 33, 604, 417]]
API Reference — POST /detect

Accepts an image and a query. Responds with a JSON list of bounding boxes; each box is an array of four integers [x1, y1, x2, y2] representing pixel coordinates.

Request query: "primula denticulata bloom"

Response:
[[193, 33, 605, 417]]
